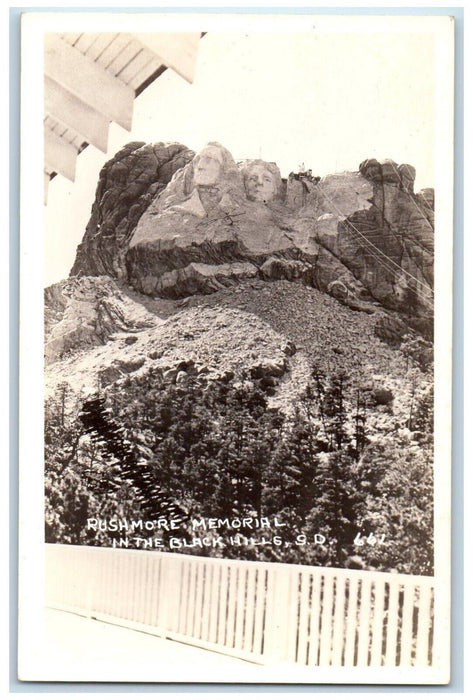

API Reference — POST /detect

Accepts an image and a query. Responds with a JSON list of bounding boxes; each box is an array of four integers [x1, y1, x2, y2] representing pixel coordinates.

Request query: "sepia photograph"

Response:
[[18, 11, 454, 684]]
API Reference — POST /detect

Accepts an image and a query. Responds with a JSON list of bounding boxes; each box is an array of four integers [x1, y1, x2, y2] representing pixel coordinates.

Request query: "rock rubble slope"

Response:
[[46, 141, 434, 412]]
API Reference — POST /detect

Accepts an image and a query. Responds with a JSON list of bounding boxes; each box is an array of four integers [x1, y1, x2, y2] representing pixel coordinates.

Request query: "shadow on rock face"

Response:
[[71, 142, 434, 323]]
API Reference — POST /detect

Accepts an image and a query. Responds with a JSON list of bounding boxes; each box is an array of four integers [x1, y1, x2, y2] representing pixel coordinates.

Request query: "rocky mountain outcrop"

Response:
[[44, 276, 160, 364], [71, 142, 195, 279], [70, 143, 434, 326], [54, 142, 434, 398], [45, 143, 435, 574]]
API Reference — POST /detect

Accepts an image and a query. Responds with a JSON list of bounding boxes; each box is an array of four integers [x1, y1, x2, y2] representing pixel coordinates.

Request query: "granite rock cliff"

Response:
[[46, 142, 434, 402], [71, 141, 195, 280], [71, 143, 434, 325]]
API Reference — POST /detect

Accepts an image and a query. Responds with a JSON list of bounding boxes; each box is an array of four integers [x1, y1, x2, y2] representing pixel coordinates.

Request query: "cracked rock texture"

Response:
[[71, 145, 434, 327], [44, 276, 161, 364], [47, 143, 434, 406], [70, 142, 195, 280], [45, 279, 414, 418]]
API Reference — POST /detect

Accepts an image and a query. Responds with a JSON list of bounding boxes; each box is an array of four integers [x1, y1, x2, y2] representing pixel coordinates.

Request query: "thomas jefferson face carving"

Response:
[[193, 146, 224, 186], [244, 164, 279, 202]]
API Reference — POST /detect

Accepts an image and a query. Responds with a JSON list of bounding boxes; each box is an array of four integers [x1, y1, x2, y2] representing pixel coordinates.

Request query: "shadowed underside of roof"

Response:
[[44, 32, 203, 203]]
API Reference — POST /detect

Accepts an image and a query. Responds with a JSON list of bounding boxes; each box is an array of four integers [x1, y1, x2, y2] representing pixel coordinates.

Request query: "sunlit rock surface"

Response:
[[71, 143, 434, 317]]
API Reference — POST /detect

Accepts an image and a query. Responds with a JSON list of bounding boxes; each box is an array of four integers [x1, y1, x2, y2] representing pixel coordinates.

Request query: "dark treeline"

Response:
[[45, 364, 434, 575]]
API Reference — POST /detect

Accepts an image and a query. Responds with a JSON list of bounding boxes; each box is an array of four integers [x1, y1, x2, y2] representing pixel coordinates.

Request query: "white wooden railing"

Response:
[[45, 544, 434, 667]]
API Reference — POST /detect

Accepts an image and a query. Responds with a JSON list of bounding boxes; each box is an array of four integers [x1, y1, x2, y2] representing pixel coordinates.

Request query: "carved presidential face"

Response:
[[244, 164, 278, 202], [193, 146, 224, 187]]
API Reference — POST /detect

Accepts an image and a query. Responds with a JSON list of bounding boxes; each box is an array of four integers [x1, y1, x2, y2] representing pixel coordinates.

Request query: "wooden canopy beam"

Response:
[[134, 33, 201, 83], [44, 127, 77, 182], [44, 171, 50, 205], [44, 76, 109, 153], [44, 34, 134, 131]]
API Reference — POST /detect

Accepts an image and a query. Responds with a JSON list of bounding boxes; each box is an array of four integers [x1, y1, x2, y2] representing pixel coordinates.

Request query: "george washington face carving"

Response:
[[158, 143, 245, 219], [193, 145, 224, 187]]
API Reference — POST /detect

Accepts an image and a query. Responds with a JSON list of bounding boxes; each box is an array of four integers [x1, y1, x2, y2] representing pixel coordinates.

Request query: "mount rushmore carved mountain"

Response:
[[47, 140, 434, 400], [45, 142, 435, 572], [71, 141, 434, 314]]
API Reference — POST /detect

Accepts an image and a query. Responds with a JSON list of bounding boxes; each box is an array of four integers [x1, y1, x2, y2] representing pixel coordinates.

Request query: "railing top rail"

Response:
[[45, 543, 435, 586]]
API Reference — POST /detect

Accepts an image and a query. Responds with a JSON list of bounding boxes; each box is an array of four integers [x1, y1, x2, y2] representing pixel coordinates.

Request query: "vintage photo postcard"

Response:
[[18, 11, 454, 684]]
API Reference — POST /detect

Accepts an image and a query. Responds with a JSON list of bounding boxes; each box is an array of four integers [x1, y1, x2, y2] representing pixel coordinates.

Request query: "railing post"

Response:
[[265, 565, 292, 662], [84, 547, 93, 618], [44, 545, 436, 669], [156, 552, 173, 633]]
